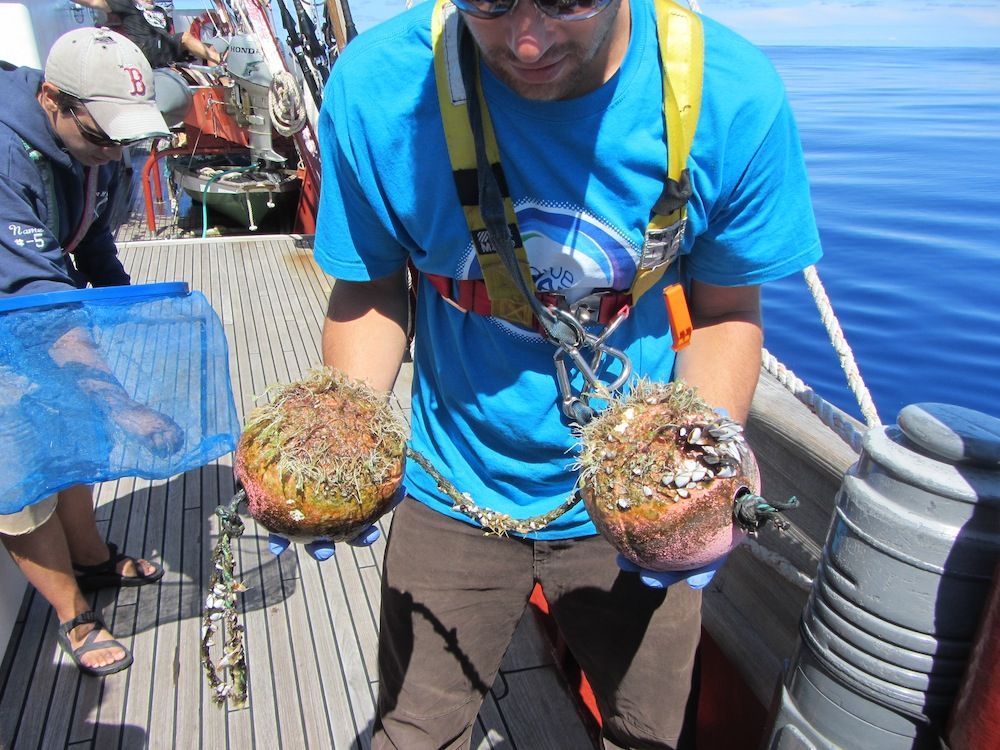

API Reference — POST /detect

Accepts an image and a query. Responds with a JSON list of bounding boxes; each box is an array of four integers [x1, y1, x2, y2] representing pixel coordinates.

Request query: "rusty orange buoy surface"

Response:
[[235, 368, 407, 542], [578, 380, 761, 571]]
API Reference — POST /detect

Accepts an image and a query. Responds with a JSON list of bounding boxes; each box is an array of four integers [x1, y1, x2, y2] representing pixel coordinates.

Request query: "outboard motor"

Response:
[[224, 34, 285, 165]]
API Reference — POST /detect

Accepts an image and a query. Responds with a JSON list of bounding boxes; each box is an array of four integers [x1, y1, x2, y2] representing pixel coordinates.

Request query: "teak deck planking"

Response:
[[0, 235, 595, 750]]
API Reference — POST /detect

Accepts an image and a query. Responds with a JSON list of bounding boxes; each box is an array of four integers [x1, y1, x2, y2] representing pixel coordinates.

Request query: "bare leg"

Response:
[[55, 485, 157, 577], [1, 516, 127, 670]]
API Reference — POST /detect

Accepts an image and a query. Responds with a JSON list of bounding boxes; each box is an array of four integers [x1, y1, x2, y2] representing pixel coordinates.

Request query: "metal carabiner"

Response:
[[548, 304, 633, 424], [553, 349, 596, 424], [587, 305, 632, 393]]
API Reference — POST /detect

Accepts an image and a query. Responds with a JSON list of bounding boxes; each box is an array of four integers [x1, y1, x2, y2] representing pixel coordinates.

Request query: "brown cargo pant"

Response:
[[371, 499, 703, 750]]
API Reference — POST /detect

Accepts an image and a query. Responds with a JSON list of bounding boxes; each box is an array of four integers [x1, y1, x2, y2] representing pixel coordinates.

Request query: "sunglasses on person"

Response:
[[65, 106, 144, 148], [452, 0, 614, 21]]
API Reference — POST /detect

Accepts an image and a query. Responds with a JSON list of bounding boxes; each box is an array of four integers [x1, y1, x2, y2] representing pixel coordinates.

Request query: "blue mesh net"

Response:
[[0, 283, 241, 515]]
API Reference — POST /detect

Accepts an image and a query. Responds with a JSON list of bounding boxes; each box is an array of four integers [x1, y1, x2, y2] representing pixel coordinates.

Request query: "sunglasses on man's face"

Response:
[[66, 106, 142, 148], [453, 0, 614, 21]]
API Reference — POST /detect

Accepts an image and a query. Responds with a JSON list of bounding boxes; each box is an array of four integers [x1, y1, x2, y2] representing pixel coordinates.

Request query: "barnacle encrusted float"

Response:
[[234, 367, 407, 541], [577, 379, 762, 571]]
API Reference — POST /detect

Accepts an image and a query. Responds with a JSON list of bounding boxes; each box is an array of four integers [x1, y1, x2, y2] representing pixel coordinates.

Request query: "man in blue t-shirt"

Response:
[[313, 0, 822, 745]]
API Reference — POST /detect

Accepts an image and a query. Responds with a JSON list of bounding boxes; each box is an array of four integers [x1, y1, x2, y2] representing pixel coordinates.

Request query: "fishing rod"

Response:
[[323, 0, 357, 57], [341, 0, 358, 43], [290, 0, 330, 82], [275, 0, 325, 107], [321, 1, 337, 60]]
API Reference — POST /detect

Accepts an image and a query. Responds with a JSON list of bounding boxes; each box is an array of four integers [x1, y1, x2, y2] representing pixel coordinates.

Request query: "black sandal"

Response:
[[73, 542, 165, 592], [56, 611, 133, 676]]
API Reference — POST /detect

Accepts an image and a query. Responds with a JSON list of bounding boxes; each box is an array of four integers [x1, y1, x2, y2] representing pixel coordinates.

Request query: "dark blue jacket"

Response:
[[0, 65, 130, 298]]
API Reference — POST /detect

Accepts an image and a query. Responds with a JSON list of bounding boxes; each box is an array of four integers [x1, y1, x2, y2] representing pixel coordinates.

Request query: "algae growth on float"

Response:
[[235, 367, 407, 541]]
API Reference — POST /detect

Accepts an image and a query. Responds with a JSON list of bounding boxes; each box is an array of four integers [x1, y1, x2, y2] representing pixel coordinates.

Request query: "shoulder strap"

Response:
[[432, 0, 704, 326], [18, 139, 99, 256], [630, 0, 703, 302], [432, 0, 536, 329], [64, 167, 99, 255]]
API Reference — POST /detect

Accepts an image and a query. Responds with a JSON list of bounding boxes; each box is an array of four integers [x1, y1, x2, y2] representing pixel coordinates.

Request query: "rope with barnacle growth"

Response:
[[407, 448, 580, 535], [201, 488, 249, 707]]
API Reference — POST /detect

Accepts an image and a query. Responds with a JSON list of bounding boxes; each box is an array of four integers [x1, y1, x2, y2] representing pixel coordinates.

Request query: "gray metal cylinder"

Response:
[[153, 68, 193, 129], [764, 403, 1000, 749]]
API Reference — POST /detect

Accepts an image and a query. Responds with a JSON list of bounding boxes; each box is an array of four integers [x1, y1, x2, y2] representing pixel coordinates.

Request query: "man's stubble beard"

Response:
[[476, 0, 623, 101]]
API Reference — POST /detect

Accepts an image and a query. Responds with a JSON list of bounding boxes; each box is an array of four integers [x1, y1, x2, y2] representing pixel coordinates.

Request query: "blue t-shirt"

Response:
[[314, 0, 822, 539]]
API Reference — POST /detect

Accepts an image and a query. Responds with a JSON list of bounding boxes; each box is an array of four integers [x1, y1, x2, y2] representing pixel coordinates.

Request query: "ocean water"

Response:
[[762, 47, 1000, 425], [341, 0, 1000, 425]]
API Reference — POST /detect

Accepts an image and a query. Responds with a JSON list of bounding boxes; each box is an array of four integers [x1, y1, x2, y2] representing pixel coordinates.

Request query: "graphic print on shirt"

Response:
[[457, 198, 640, 339], [137, 2, 170, 29], [94, 189, 110, 221]]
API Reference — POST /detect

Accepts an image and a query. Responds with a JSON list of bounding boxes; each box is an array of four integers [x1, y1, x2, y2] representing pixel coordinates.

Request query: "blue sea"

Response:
[[344, 2, 1000, 425], [762, 47, 1000, 425]]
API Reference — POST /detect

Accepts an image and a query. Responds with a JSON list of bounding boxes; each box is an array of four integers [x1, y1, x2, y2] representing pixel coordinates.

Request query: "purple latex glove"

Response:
[[267, 484, 405, 561], [616, 553, 727, 590], [268, 525, 381, 561]]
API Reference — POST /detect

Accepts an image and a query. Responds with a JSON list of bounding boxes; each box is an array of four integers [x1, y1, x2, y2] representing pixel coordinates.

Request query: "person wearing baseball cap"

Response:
[[0, 28, 176, 677], [44, 26, 171, 148]]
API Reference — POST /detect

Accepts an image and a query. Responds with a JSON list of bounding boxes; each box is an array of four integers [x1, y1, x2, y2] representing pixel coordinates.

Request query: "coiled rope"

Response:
[[269, 70, 307, 137]]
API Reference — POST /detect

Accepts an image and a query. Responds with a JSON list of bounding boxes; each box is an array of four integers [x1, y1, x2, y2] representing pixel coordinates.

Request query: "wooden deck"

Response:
[[0, 235, 596, 750]]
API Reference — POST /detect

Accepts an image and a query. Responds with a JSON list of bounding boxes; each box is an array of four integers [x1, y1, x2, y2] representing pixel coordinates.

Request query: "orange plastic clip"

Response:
[[663, 283, 692, 351]]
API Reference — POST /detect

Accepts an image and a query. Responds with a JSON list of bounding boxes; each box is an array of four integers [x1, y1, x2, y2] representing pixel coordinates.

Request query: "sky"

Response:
[[176, 0, 999, 47]]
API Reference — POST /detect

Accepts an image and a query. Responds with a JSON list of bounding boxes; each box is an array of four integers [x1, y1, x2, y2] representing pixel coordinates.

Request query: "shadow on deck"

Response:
[[0, 235, 596, 750]]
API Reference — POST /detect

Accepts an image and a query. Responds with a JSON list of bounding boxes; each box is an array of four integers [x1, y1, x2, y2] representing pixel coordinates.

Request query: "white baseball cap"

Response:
[[45, 28, 170, 141]]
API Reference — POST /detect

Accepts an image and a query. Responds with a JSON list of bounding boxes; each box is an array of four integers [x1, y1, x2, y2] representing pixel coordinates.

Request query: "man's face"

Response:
[[462, 0, 630, 101], [38, 84, 125, 167]]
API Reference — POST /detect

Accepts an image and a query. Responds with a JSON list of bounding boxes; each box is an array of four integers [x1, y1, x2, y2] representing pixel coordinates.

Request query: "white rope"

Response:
[[245, 193, 258, 232], [742, 537, 814, 591], [761, 349, 865, 453], [758, 263, 883, 451], [801, 265, 881, 428], [269, 71, 307, 137]]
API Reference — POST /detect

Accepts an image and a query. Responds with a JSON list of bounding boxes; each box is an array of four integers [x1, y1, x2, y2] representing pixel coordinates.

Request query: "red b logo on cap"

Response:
[[123, 66, 147, 96]]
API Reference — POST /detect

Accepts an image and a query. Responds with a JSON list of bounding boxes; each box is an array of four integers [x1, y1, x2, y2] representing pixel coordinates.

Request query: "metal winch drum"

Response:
[[765, 402, 1000, 749]]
